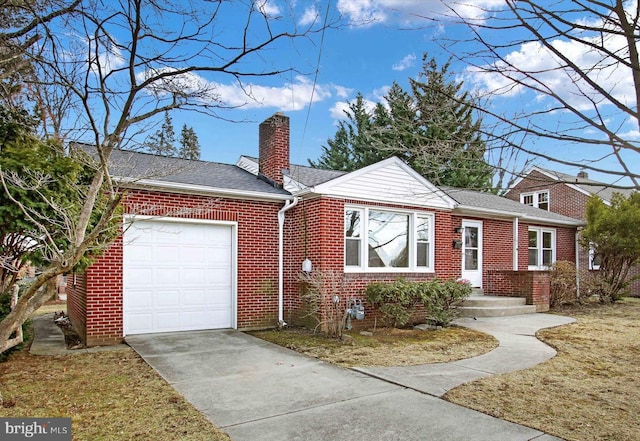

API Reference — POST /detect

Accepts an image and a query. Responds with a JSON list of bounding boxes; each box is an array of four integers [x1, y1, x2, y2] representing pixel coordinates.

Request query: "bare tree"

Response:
[[440, 0, 640, 189], [0, 0, 334, 352]]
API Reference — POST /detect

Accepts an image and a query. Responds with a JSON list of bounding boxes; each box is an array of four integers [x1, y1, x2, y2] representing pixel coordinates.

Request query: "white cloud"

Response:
[[137, 69, 340, 112], [466, 33, 637, 112], [333, 85, 353, 99], [299, 5, 319, 26], [256, 0, 280, 18], [392, 53, 416, 71], [336, 0, 503, 26], [329, 95, 377, 120]]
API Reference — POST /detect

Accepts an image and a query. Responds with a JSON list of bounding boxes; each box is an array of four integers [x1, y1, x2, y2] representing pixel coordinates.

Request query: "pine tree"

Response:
[[143, 111, 177, 156], [309, 93, 386, 171], [179, 124, 201, 160], [310, 56, 493, 190]]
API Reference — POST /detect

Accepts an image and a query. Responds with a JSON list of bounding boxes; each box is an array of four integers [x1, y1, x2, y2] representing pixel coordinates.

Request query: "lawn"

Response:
[[250, 325, 498, 367], [0, 303, 230, 441], [0, 348, 231, 441], [445, 298, 640, 441]]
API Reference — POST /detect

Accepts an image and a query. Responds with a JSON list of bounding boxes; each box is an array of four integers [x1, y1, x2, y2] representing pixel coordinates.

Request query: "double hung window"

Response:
[[528, 227, 556, 269]]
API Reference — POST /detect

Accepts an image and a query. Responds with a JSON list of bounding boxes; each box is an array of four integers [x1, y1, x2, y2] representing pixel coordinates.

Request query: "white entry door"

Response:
[[123, 219, 235, 335], [461, 220, 483, 288]]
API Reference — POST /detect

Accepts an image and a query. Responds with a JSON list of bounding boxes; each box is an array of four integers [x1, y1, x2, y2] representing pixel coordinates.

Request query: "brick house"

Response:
[[505, 166, 639, 296], [68, 113, 582, 346]]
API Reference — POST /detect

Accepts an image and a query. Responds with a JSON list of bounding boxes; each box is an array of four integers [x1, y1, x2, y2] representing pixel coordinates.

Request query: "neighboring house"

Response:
[[505, 166, 638, 296], [68, 113, 582, 346]]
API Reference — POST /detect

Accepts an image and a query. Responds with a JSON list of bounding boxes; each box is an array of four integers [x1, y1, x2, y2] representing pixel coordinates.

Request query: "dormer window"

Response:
[[521, 190, 549, 211]]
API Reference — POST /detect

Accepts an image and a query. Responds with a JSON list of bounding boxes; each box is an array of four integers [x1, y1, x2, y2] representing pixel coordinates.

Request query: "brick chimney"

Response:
[[577, 170, 589, 179], [259, 112, 290, 187]]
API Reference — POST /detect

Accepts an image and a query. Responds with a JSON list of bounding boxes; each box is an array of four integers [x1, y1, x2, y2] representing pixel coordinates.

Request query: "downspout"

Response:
[[277, 196, 299, 327], [513, 217, 519, 270], [575, 227, 581, 300]]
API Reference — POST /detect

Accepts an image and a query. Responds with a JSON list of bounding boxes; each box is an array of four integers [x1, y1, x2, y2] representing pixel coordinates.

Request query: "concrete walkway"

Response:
[[126, 313, 575, 441], [355, 314, 576, 397]]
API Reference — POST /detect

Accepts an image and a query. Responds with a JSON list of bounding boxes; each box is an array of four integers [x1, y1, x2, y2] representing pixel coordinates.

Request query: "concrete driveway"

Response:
[[127, 325, 566, 441]]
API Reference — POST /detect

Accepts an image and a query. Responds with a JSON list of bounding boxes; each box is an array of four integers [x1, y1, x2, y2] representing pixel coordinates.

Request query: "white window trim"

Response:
[[344, 206, 435, 273], [528, 227, 556, 270], [521, 190, 550, 210]]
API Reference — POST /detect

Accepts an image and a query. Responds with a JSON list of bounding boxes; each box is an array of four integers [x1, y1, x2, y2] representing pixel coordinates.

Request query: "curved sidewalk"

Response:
[[353, 313, 576, 397]]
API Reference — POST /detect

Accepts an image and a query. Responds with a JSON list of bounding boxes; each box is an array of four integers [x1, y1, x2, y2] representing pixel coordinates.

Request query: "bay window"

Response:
[[345, 207, 434, 272]]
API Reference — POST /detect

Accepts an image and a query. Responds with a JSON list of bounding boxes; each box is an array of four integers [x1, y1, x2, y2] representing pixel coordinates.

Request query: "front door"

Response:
[[461, 220, 483, 288]]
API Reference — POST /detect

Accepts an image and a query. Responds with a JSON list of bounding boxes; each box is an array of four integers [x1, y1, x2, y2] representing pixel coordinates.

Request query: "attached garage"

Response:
[[123, 218, 236, 335]]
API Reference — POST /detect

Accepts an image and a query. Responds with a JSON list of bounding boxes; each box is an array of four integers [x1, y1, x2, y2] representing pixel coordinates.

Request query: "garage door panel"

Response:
[[124, 220, 234, 335], [182, 268, 207, 284]]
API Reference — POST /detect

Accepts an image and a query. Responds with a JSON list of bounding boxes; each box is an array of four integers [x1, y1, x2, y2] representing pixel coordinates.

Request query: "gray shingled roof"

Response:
[[104, 148, 290, 196], [443, 187, 583, 225], [536, 167, 635, 202], [242, 156, 347, 187], [286, 164, 347, 186]]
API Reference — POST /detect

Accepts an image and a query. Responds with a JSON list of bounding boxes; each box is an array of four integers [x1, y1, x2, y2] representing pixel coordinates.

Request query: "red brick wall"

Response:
[[259, 113, 289, 186], [283, 196, 462, 329], [67, 273, 87, 343], [506, 170, 590, 220], [486, 270, 551, 312], [68, 189, 284, 346]]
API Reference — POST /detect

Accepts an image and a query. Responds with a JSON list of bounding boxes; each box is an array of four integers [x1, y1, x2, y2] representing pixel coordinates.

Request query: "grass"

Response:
[[0, 349, 231, 441], [250, 325, 499, 368], [444, 298, 640, 441], [0, 300, 230, 441]]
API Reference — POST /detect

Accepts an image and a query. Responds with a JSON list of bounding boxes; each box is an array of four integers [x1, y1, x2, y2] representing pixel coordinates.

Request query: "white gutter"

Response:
[[116, 177, 293, 201], [277, 196, 299, 326]]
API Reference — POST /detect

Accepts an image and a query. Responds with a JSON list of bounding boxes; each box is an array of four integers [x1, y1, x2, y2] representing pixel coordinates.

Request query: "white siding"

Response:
[[317, 159, 454, 209]]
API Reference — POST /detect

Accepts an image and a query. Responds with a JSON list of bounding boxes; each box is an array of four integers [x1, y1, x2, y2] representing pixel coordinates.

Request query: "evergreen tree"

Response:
[[179, 124, 201, 160], [309, 93, 386, 171], [310, 55, 493, 190], [143, 111, 177, 156]]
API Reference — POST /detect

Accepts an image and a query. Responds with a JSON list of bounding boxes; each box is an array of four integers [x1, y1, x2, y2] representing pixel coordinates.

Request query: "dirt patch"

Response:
[[444, 298, 640, 441], [250, 325, 498, 368], [0, 349, 230, 441]]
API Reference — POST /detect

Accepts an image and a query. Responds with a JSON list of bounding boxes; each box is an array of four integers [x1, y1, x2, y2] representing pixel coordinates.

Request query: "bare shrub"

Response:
[[297, 270, 348, 339], [550, 261, 578, 307]]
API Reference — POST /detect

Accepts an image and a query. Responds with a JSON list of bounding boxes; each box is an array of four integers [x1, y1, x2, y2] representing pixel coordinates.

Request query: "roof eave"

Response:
[[115, 177, 293, 202], [453, 205, 584, 226]]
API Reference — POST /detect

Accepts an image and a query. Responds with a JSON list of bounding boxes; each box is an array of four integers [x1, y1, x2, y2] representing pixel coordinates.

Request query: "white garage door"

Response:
[[123, 219, 234, 335]]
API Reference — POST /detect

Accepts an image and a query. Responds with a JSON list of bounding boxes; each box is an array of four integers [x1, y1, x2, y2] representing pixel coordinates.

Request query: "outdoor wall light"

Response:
[[302, 258, 313, 272], [453, 239, 463, 249], [454, 227, 464, 234]]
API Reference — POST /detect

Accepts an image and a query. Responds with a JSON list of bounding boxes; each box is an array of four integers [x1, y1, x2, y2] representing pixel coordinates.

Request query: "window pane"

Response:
[[543, 249, 553, 266], [523, 195, 533, 205], [465, 249, 478, 270], [368, 211, 409, 268], [417, 216, 430, 241], [528, 249, 538, 266], [417, 242, 429, 267], [543, 231, 552, 248], [345, 239, 360, 266], [345, 210, 361, 238], [528, 230, 538, 247], [465, 227, 478, 248]]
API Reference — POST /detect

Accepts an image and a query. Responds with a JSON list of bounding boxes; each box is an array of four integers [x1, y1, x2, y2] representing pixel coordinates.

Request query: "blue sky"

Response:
[[87, 0, 637, 187]]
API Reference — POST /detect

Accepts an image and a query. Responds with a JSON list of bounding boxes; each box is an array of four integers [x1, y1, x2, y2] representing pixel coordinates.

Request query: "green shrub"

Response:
[[365, 279, 418, 327], [418, 279, 471, 326], [365, 278, 471, 328]]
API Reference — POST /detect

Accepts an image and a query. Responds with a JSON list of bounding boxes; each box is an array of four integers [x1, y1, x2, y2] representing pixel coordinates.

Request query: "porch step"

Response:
[[459, 295, 537, 318]]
